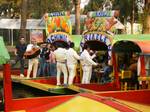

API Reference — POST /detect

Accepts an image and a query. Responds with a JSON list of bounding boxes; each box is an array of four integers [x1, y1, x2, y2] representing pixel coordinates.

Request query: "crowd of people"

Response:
[[13, 36, 112, 86]]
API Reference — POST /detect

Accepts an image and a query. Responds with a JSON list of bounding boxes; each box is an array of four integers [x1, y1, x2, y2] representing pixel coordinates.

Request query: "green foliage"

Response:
[[113, 0, 131, 21], [0, 0, 73, 19], [113, 0, 139, 24], [47, 0, 71, 12], [83, 0, 104, 14], [0, 0, 21, 18]]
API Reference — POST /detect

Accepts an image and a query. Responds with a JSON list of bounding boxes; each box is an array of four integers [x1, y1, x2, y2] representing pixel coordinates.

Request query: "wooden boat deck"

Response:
[[117, 99, 150, 112]]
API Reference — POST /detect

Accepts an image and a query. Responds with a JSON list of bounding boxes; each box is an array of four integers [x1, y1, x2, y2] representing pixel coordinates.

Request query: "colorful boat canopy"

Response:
[[82, 32, 112, 46], [47, 32, 72, 44], [44, 11, 72, 35], [113, 34, 150, 53], [84, 11, 119, 33], [0, 36, 10, 65]]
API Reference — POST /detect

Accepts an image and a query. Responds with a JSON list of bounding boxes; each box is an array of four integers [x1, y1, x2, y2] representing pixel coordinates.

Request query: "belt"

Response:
[[82, 65, 91, 66], [57, 61, 66, 63]]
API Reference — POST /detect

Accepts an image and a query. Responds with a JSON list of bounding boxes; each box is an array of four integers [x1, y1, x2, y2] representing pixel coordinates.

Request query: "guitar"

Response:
[[24, 47, 40, 59]]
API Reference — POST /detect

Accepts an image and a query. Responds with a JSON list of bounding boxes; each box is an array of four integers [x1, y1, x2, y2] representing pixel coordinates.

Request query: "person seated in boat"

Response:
[[101, 61, 112, 84], [25, 39, 40, 79], [90, 50, 99, 83], [54, 43, 68, 86], [66, 42, 80, 85], [12, 36, 27, 77], [80, 44, 98, 84], [128, 53, 139, 89]]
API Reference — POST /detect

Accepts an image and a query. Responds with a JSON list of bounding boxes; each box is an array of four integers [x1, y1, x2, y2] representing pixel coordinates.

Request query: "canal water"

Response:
[[0, 81, 78, 111]]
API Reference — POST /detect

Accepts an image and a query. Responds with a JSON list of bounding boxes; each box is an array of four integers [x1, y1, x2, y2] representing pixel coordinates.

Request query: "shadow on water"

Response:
[[0, 81, 79, 111], [12, 82, 78, 99]]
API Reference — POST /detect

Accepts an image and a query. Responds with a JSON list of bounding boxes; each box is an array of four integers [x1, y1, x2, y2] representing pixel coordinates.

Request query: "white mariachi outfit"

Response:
[[67, 48, 80, 85], [26, 44, 39, 78], [80, 49, 97, 84], [54, 48, 68, 85]]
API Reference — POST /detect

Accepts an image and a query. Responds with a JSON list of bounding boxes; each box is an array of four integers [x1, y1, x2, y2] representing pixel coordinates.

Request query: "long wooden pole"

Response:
[[112, 52, 120, 89], [3, 64, 12, 112]]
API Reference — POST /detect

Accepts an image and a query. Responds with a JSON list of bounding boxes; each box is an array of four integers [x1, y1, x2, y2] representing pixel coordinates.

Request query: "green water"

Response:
[[0, 81, 78, 111]]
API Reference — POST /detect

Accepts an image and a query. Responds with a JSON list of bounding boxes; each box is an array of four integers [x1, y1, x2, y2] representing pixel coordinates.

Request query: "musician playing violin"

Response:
[[26, 39, 40, 79]]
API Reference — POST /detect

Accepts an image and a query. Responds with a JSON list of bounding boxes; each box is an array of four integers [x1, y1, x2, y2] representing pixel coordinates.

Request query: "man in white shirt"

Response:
[[54, 44, 68, 86], [26, 39, 39, 79], [80, 44, 97, 84], [67, 42, 80, 85]]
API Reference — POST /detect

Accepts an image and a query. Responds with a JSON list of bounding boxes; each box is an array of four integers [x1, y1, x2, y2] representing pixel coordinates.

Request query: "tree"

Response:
[[28, 0, 73, 18], [113, 0, 138, 34], [74, 0, 81, 34], [83, 0, 104, 14], [143, 0, 150, 33], [46, 0, 72, 12], [20, 0, 27, 39], [0, 0, 21, 19]]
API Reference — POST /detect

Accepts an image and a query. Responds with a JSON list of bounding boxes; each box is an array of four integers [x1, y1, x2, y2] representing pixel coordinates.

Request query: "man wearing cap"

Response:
[[67, 42, 80, 85], [54, 44, 68, 86]]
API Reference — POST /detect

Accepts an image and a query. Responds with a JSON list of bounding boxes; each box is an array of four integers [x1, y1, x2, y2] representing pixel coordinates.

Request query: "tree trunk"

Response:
[[143, 0, 150, 34], [75, 0, 81, 35], [131, 0, 134, 34], [20, 0, 27, 39], [143, 15, 150, 33], [39, 0, 48, 17]]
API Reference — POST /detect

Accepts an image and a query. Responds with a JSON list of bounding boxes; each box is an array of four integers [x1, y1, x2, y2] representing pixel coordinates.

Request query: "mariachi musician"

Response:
[[25, 39, 40, 79], [80, 44, 98, 84]]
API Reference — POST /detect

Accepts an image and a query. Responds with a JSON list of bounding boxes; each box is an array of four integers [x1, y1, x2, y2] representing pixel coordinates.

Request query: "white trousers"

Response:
[[56, 62, 68, 85], [27, 58, 39, 78], [67, 64, 76, 85], [82, 65, 92, 84]]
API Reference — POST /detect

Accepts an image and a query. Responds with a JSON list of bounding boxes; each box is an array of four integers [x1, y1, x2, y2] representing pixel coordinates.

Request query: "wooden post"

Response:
[[112, 52, 120, 89], [3, 64, 12, 112], [140, 55, 147, 89]]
